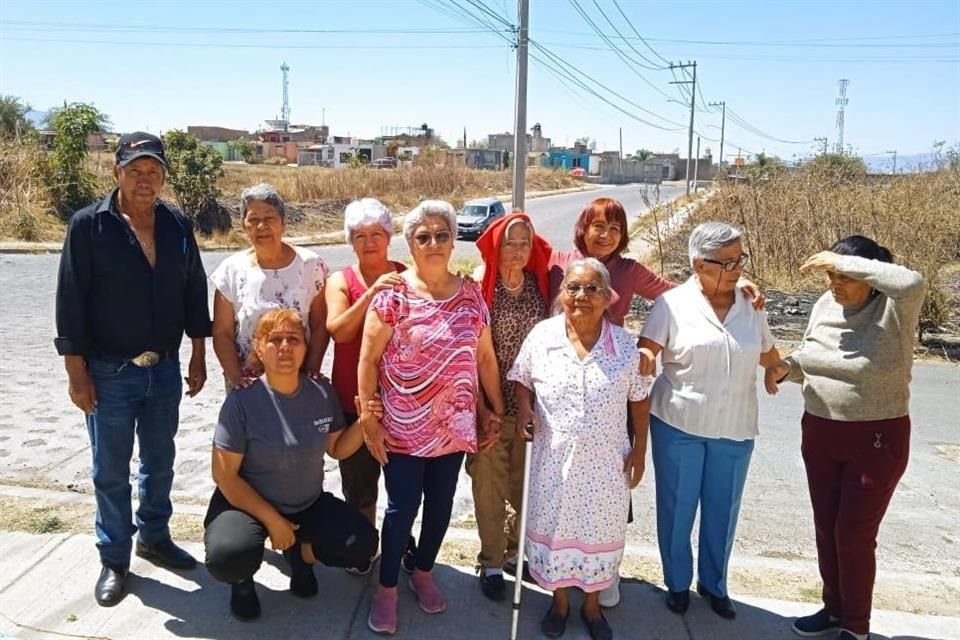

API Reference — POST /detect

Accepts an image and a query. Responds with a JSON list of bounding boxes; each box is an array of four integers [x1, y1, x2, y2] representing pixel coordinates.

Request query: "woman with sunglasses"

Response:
[[357, 200, 505, 635], [509, 258, 653, 640], [637, 222, 781, 621]]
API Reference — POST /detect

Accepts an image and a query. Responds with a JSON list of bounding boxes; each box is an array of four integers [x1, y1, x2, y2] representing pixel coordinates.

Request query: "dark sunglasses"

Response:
[[413, 231, 452, 247], [702, 253, 750, 272]]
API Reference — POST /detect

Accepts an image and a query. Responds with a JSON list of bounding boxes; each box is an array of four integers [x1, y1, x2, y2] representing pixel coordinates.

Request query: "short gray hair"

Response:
[[240, 183, 285, 220], [344, 197, 393, 241], [688, 221, 742, 267], [403, 200, 457, 243], [553, 257, 612, 315]]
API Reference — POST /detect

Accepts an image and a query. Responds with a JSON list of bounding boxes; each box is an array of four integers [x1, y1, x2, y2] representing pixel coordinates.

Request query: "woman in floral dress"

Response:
[[509, 257, 653, 640]]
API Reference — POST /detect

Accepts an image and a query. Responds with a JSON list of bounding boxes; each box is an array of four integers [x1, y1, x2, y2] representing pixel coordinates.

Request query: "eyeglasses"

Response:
[[702, 253, 750, 272], [413, 231, 452, 247], [564, 282, 603, 297]]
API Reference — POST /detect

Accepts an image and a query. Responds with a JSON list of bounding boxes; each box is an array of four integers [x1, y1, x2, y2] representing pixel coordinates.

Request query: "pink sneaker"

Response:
[[408, 569, 447, 614], [367, 586, 398, 635]]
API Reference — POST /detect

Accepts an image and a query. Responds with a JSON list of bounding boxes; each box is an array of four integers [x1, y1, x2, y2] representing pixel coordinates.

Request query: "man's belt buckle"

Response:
[[130, 351, 160, 367]]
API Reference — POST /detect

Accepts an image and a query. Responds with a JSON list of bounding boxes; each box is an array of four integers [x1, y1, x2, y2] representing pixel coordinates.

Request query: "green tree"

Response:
[[634, 149, 653, 162], [227, 138, 256, 163], [162, 129, 226, 232], [45, 102, 110, 215], [0, 95, 34, 141]]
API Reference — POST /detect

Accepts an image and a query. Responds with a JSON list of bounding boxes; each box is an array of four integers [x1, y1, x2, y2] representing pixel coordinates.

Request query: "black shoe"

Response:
[[230, 579, 261, 621], [94, 564, 129, 607], [540, 605, 569, 638], [792, 608, 841, 637], [580, 608, 613, 640], [135, 539, 197, 570], [665, 589, 690, 615], [401, 536, 417, 574], [697, 581, 736, 619], [478, 571, 506, 602], [503, 559, 534, 583], [284, 548, 318, 598]]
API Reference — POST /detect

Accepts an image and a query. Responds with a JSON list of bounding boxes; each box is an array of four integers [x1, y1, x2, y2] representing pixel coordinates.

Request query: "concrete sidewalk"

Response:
[[0, 532, 954, 640]]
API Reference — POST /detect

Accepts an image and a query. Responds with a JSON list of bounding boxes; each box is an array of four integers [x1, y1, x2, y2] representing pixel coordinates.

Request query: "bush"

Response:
[[44, 103, 109, 216], [162, 130, 228, 233]]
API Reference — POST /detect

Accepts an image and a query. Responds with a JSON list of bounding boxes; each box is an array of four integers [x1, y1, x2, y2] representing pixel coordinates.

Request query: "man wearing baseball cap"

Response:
[[55, 131, 212, 606]]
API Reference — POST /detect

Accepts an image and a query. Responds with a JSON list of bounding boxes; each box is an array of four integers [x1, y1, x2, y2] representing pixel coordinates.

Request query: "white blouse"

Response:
[[209, 245, 329, 364], [640, 278, 775, 441]]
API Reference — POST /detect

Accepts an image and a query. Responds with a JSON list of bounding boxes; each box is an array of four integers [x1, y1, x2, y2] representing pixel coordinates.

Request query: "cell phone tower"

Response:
[[834, 79, 849, 155], [280, 62, 291, 130]]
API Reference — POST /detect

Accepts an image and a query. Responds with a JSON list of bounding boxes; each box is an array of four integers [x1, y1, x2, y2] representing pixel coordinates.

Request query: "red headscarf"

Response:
[[475, 212, 553, 309]]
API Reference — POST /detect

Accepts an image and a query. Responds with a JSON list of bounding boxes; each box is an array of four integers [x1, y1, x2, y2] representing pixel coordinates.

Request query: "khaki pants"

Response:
[[465, 415, 526, 570]]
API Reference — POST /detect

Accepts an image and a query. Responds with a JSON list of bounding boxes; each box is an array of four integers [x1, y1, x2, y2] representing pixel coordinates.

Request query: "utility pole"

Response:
[[814, 136, 828, 156], [511, 0, 530, 212], [618, 127, 623, 183], [669, 61, 697, 195], [834, 79, 849, 155], [886, 149, 897, 174], [692, 136, 701, 192], [708, 100, 725, 171]]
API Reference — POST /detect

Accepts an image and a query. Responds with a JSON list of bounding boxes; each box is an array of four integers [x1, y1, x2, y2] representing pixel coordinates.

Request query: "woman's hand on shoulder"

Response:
[[738, 278, 766, 310]]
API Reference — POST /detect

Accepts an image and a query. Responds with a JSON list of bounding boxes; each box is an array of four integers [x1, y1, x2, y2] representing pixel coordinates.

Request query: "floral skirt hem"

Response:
[[525, 533, 624, 593]]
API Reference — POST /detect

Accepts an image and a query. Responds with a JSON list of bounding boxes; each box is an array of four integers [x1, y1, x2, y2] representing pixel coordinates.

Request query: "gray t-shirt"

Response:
[[214, 375, 346, 514]]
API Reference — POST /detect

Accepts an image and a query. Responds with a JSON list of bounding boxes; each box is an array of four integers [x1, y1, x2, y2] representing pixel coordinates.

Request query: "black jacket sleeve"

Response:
[[182, 220, 212, 339], [54, 213, 93, 356]]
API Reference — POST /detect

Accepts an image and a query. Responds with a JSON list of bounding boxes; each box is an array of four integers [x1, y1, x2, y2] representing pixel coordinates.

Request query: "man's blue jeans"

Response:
[[85, 358, 182, 568]]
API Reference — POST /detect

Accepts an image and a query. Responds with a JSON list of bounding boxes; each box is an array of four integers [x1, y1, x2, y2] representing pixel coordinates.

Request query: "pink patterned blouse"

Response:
[[371, 279, 490, 457]]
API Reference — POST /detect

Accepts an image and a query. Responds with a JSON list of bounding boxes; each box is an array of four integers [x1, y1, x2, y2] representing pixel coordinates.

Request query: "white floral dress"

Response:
[[209, 245, 329, 365], [507, 315, 653, 592]]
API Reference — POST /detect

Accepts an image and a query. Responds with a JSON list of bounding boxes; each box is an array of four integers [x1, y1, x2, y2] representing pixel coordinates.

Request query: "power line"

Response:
[[589, 0, 668, 70], [0, 35, 509, 50], [609, 0, 673, 66], [0, 20, 500, 35], [460, 0, 515, 29], [724, 106, 814, 144]]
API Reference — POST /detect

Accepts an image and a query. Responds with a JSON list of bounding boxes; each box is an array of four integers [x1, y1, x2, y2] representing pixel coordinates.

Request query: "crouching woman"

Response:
[[204, 308, 378, 620]]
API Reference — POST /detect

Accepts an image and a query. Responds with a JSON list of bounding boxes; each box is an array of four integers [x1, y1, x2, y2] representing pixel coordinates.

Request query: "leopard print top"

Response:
[[491, 271, 547, 417]]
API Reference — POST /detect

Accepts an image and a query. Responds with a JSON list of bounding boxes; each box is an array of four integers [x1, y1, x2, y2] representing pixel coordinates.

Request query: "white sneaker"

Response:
[[345, 551, 380, 576], [598, 574, 621, 608]]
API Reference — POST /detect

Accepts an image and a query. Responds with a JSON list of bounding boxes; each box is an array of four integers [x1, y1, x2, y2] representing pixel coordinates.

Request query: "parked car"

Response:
[[371, 157, 398, 169], [456, 198, 506, 239]]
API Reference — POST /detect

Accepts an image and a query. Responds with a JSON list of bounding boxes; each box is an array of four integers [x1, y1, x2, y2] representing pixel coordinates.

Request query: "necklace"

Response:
[[501, 273, 524, 292]]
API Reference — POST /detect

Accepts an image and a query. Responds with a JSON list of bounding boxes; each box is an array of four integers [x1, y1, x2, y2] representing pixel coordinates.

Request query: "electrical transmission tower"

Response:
[[834, 79, 849, 155], [280, 62, 291, 130]]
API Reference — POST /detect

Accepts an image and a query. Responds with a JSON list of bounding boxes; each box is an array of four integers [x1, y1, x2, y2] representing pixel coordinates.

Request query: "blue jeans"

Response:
[[85, 358, 182, 568], [379, 451, 464, 588], [650, 415, 754, 597]]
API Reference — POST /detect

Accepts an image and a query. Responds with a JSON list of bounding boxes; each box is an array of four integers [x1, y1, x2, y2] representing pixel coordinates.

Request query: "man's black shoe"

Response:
[[665, 589, 690, 614], [284, 547, 318, 598], [697, 582, 736, 619], [135, 539, 197, 570], [230, 579, 261, 621], [478, 571, 506, 602], [95, 564, 129, 607]]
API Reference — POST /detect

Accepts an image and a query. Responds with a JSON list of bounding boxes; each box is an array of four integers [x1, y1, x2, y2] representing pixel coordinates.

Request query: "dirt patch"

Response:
[[934, 443, 960, 463]]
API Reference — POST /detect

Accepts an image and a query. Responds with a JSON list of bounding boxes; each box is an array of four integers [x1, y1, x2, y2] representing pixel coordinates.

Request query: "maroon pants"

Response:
[[801, 412, 910, 635]]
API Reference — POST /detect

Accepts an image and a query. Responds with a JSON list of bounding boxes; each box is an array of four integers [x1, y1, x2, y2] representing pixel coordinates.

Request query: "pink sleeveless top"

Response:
[[330, 262, 405, 414]]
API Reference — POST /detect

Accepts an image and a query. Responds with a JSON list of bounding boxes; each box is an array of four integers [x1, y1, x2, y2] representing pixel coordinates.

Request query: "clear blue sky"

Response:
[[1, 0, 957, 163]]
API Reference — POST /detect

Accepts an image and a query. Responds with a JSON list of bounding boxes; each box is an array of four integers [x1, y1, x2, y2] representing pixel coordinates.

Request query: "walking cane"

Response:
[[510, 421, 535, 640]]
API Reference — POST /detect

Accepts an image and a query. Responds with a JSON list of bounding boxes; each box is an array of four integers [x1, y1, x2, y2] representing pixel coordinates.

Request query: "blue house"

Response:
[[541, 148, 593, 171]]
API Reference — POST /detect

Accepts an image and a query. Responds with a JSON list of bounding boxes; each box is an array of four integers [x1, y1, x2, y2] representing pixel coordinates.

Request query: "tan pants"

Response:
[[465, 415, 527, 570]]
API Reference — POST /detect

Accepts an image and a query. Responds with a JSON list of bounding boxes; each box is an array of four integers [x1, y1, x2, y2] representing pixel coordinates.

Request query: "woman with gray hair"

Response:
[[211, 183, 330, 390], [357, 200, 505, 635], [638, 221, 781, 620], [508, 258, 653, 640], [325, 198, 408, 575]]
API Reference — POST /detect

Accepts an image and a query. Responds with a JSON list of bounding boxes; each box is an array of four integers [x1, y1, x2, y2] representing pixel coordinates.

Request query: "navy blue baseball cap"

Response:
[[116, 131, 167, 168]]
